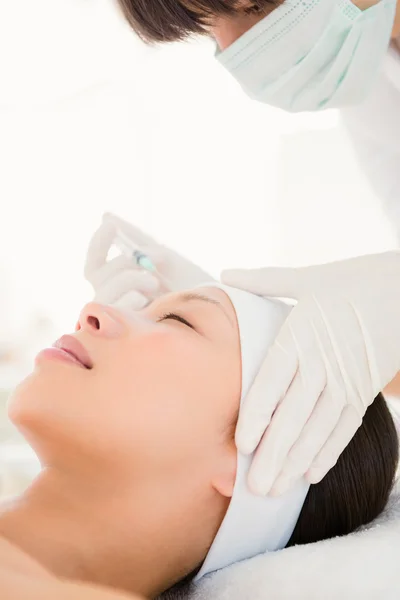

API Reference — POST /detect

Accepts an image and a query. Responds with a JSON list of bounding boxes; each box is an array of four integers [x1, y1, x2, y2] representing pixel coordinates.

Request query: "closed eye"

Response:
[[158, 312, 195, 330]]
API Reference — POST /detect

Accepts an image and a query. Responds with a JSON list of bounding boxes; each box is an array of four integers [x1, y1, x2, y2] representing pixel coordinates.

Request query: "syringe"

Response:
[[114, 229, 156, 273]]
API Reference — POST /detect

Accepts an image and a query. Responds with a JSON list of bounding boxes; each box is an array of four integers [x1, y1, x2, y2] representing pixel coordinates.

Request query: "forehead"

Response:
[[198, 286, 236, 313]]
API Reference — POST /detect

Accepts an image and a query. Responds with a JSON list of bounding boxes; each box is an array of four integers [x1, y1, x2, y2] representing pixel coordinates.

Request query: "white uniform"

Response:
[[341, 41, 400, 239]]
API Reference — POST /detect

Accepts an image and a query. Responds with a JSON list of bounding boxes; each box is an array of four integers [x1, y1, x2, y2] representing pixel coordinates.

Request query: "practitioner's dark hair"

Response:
[[287, 392, 399, 546], [117, 0, 278, 43]]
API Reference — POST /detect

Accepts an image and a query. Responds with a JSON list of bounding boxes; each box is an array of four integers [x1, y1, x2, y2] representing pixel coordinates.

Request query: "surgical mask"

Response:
[[216, 0, 397, 112]]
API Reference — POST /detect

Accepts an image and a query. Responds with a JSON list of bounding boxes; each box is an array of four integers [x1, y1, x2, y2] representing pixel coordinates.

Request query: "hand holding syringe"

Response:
[[113, 227, 173, 295], [85, 213, 213, 310], [114, 228, 157, 273]]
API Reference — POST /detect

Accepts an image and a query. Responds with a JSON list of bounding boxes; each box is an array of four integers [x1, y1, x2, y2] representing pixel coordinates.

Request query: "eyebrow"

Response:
[[179, 292, 234, 327]]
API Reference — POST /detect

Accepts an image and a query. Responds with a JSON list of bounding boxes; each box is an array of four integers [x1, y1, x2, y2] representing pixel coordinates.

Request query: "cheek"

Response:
[[102, 332, 240, 469], [213, 11, 266, 50], [120, 333, 241, 467], [351, 0, 380, 7]]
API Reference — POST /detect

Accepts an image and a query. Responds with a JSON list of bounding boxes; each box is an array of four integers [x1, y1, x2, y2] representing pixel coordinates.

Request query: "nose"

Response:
[[77, 303, 126, 338]]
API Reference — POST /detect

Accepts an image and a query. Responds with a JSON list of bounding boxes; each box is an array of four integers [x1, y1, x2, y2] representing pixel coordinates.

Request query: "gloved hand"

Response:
[[222, 251, 400, 496], [84, 213, 212, 309]]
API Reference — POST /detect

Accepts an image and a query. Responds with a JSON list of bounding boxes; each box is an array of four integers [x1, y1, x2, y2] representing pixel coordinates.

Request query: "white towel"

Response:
[[162, 484, 400, 600]]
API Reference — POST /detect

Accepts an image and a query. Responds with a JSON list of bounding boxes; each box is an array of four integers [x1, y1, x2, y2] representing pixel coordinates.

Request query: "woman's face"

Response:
[[9, 285, 241, 501]]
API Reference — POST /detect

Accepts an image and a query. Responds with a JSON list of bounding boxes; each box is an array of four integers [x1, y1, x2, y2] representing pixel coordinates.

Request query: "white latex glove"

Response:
[[84, 213, 212, 308], [222, 251, 400, 496]]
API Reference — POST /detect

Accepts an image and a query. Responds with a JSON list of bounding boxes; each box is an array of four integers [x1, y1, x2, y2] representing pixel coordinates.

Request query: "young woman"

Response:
[[0, 284, 397, 599]]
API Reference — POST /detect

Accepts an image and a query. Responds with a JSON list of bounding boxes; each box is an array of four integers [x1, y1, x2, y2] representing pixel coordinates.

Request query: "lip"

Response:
[[52, 335, 93, 369]]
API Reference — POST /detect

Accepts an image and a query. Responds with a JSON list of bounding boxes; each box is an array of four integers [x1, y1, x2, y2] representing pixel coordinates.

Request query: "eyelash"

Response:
[[158, 312, 195, 330]]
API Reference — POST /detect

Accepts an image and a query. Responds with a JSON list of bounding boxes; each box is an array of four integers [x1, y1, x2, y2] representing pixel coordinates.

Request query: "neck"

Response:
[[0, 468, 159, 597], [0, 469, 104, 580], [0, 467, 221, 598]]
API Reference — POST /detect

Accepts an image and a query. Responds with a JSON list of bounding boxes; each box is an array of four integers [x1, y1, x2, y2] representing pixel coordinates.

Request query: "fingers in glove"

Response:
[[235, 338, 298, 456], [99, 219, 174, 292], [84, 219, 117, 280], [306, 404, 363, 484], [247, 362, 326, 496], [88, 254, 137, 289], [113, 291, 150, 311], [136, 246, 175, 293], [104, 213, 158, 248], [269, 385, 344, 496], [94, 270, 159, 306]]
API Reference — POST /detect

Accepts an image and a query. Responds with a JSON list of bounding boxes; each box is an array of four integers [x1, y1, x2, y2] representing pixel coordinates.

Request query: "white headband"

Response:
[[195, 284, 310, 580]]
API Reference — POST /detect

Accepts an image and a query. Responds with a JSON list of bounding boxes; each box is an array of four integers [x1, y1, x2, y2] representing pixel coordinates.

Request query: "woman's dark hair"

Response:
[[287, 392, 399, 546], [117, 0, 276, 43], [163, 393, 398, 599]]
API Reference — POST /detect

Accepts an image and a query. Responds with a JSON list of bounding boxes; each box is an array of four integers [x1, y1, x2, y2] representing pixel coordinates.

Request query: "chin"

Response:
[[8, 371, 71, 466], [9, 357, 87, 422], [8, 365, 100, 467], [8, 367, 64, 435], [8, 371, 36, 423]]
